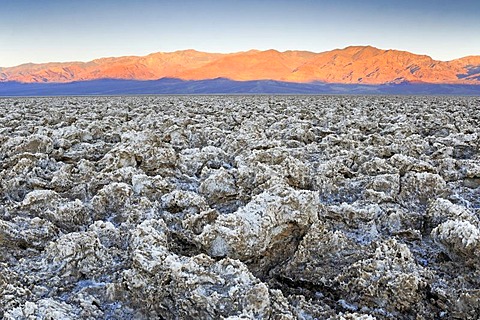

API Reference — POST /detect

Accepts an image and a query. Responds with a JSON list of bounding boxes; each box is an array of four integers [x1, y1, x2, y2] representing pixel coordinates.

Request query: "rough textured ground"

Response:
[[0, 95, 479, 319]]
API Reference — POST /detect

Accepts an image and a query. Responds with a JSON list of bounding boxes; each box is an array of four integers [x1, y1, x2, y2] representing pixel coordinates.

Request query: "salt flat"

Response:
[[0, 95, 479, 319]]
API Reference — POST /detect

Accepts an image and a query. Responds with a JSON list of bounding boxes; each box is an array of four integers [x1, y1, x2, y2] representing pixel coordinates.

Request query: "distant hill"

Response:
[[1, 78, 479, 96], [1, 46, 480, 85]]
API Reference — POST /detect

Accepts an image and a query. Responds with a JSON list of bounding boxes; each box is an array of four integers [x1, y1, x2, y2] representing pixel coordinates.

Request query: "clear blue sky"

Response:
[[1, 0, 479, 67]]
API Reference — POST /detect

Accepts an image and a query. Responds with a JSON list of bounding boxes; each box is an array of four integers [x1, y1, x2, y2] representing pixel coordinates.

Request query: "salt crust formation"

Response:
[[0, 96, 479, 319]]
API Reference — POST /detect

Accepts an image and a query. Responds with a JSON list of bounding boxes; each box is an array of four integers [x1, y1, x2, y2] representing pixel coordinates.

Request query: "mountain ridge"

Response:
[[1, 46, 479, 85]]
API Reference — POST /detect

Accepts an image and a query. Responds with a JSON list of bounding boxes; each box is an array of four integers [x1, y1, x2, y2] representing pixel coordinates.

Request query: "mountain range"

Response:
[[2, 46, 480, 85]]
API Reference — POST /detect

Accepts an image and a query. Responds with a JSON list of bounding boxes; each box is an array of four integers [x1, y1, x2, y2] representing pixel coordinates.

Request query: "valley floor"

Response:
[[0, 95, 479, 319]]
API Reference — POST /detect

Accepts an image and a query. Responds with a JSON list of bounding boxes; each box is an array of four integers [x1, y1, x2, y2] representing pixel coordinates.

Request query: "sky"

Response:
[[1, 0, 480, 67]]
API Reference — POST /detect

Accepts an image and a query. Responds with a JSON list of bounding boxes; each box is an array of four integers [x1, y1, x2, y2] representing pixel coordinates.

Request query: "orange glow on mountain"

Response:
[[1, 46, 479, 84]]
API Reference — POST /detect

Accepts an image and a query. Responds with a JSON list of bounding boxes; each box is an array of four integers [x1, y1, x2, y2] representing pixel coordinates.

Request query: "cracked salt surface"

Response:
[[0, 95, 479, 319]]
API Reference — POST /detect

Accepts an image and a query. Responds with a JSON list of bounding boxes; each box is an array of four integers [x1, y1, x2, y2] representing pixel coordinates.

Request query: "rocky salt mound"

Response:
[[0, 95, 479, 319]]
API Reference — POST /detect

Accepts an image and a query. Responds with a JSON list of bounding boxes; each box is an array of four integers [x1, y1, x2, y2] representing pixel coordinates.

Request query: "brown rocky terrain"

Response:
[[1, 95, 479, 319], [1, 46, 479, 84]]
